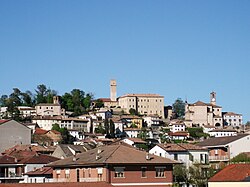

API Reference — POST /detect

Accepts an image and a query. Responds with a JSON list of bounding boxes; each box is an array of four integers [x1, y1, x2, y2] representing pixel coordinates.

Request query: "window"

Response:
[[174, 154, 178, 160], [141, 167, 147, 178], [77, 169, 80, 182], [155, 167, 165, 178], [114, 167, 125, 178], [65, 169, 70, 179], [200, 154, 204, 162]]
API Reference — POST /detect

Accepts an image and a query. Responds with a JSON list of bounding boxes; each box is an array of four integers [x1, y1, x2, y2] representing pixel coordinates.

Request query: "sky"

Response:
[[0, 0, 249, 121]]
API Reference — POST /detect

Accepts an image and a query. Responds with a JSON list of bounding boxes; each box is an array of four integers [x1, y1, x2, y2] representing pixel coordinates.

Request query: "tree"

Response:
[[137, 127, 149, 140], [35, 84, 49, 104], [187, 127, 209, 139], [21, 91, 34, 107], [94, 99, 104, 108], [173, 165, 189, 186], [0, 95, 8, 106], [129, 108, 139, 116], [231, 153, 250, 163], [104, 119, 109, 136], [51, 123, 61, 131], [95, 124, 106, 134], [109, 119, 115, 138], [172, 98, 185, 119], [51, 124, 75, 144]]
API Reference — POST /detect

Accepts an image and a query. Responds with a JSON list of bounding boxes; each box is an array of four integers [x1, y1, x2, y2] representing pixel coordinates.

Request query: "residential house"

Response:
[[168, 131, 189, 141], [143, 115, 161, 128], [149, 143, 209, 167], [208, 164, 250, 187], [123, 128, 141, 138], [0, 120, 31, 154], [18, 106, 36, 118], [169, 120, 186, 133], [185, 92, 223, 127], [202, 125, 216, 134], [68, 130, 84, 140], [223, 112, 243, 127], [94, 110, 112, 120], [0, 152, 59, 183], [120, 115, 143, 129], [23, 166, 54, 183], [208, 129, 237, 137], [33, 128, 62, 146], [197, 134, 250, 169], [48, 144, 177, 186]]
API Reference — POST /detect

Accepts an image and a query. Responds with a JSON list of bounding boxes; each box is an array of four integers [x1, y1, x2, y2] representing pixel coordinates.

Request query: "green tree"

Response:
[[51, 123, 61, 131], [104, 119, 110, 136], [231, 153, 250, 163], [0, 95, 8, 106], [172, 98, 185, 119], [173, 165, 189, 186], [95, 124, 106, 134], [94, 99, 104, 108], [21, 91, 34, 107], [187, 127, 209, 139], [51, 124, 75, 144], [137, 127, 149, 140], [35, 84, 49, 104], [129, 108, 139, 116]]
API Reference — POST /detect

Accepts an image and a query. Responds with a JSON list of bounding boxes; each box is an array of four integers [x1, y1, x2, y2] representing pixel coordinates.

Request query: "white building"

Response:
[[223, 112, 243, 127], [208, 129, 237, 137], [143, 115, 161, 127], [149, 143, 209, 167], [169, 120, 186, 133]]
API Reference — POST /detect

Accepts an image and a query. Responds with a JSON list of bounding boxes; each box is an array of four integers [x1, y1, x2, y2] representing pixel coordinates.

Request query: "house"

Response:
[[48, 144, 177, 186], [68, 129, 84, 140], [208, 164, 250, 187], [197, 134, 250, 169], [33, 128, 62, 146], [0, 120, 31, 154], [143, 115, 161, 127], [208, 129, 237, 137], [123, 128, 141, 138], [185, 92, 223, 127], [0, 152, 59, 183], [35, 96, 65, 117], [169, 120, 186, 133], [94, 110, 112, 120], [202, 125, 216, 134], [52, 144, 95, 159], [120, 115, 143, 128], [18, 106, 36, 118], [223, 112, 243, 127], [149, 143, 209, 167], [23, 166, 54, 183], [168, 131, 189, 141]]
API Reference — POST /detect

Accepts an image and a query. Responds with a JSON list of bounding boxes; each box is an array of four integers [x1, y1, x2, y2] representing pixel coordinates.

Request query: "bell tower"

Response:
[[210, 92, 216, 105], [110, 79, 117, 102]]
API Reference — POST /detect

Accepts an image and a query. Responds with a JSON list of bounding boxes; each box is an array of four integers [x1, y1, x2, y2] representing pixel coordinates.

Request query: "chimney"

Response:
[[146, 153, 150, 160]]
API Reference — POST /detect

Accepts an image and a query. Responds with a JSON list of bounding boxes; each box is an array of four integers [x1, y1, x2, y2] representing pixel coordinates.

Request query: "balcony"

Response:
[[209, 155, 229, 161]]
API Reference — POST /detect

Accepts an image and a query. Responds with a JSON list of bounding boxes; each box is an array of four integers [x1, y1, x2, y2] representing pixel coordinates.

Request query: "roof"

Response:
[[49, 144, 178, 167], [58, 144, 90, 157], [25, 166, 53, 176], [189, 100, 222, 108], [18, 154, 59, 164], [209, 164, 250, 182], [197, 134, 249, 147], [0, 119, 10, 124], [50, 130, 61, 135], [168, 131, 189, 136], [36, 103, 60, 106], [209, 129, 237, 133], [126, 138, 147, 144], [223, 112, 242, 116], [34, 128, 48, 135], [0, 182, 113, 187], [119, 93, 164, 98], [0, 155, 17, 164], [157, 143, 207, 152]]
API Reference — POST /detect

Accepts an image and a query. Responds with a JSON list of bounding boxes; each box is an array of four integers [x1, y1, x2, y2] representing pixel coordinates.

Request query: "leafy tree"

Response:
[[51, 123, 61, 131], [130, 123, 138, 128], [172, 98, 185, 119], [94, 99, 104, 108], [173, 165, 189, 186], [21, 91, 34, 107], [95, 124, 106, 134], [187, 127, 209, 139], [137, 127, 149, 140], [51, 124, 75, 144], [231, 153, 250, 163], [104, 119, 109, 135], [35, 84, 49, 104], [0, 95, 8, 106], [129, 108, 139, 116]]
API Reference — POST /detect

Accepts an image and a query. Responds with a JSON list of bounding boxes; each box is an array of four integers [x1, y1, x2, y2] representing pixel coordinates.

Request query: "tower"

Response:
[[210, 92, 216, 105], [110, 79, 117, 102], [53, 96, 60, 104]]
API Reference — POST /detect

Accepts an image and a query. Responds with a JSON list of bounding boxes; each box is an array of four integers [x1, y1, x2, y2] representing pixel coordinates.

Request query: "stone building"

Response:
[[185, 92, 223, 127]]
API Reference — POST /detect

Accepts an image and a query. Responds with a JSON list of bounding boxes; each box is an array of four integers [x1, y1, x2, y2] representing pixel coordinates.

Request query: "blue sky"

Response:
[[0, 1, 249, 121]]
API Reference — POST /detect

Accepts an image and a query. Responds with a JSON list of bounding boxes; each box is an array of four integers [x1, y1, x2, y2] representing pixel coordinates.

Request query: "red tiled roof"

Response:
[[7, 150, 37, 161], [209, 164, 250, 182], [127, 138, 146, 144], [34, 128, 48, 135], [0, 182, 113, 187], [158, 143, 207, 152], [19, 154, 59, 164], [25, 167, 53, 175], [0, 155, 17, 164], [0, 119, 10, 124], [168, 131, 189, 136], [50, 130, 61, 135]]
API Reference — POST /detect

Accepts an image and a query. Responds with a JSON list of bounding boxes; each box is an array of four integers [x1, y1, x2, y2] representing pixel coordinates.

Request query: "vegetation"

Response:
[[0, 84, 95, 120], [129, 108, 139, 116], [172, 98, 185, 119], [137, 127, 149, 140], [187, 127, 209, 139], [231, 153, 250, 163], [51, 124, 75, 144]]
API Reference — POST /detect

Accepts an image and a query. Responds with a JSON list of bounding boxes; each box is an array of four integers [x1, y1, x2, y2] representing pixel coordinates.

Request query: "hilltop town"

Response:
[[0, 80, 249, 187]]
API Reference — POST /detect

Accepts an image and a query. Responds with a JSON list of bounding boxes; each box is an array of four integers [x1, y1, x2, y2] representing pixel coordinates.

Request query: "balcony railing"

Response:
[[209, 155, 229, 161], [0, 173, 24, 179]]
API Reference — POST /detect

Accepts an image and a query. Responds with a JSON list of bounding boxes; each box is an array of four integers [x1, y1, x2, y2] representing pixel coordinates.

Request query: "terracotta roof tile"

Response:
[[25, 167, 53, 175], [209, 164, 250, 182], [19, 154, 59, 164], [34, 128, 48, 135], [158, 143, 207, 152]]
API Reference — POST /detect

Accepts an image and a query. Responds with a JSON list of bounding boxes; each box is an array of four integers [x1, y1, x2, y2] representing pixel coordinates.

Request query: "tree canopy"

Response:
[[172, 98, 185, 119]]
